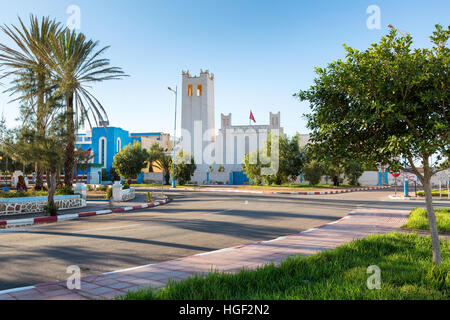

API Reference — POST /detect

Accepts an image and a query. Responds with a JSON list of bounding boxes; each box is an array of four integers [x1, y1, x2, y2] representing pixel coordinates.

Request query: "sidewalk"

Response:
[[0, 207, 410, 300]]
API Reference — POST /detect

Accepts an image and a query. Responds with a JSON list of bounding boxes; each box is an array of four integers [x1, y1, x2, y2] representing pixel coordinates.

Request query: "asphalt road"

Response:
[[0, 189, 447, 290]]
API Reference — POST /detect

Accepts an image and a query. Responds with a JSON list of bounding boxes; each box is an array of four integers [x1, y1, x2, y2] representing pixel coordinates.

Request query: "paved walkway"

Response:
[[0, 208, 410, 300]]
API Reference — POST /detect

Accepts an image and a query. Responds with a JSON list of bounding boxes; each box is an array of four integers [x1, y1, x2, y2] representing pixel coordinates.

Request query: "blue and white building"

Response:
[[76, 122, 171, 183]]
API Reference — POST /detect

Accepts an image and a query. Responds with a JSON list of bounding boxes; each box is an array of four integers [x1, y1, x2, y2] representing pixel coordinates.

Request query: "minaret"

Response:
[[180, 69, 215, 158]]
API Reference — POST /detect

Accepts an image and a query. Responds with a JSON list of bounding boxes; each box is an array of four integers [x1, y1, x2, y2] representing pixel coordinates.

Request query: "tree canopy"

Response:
[[296, 24, 450, 264]]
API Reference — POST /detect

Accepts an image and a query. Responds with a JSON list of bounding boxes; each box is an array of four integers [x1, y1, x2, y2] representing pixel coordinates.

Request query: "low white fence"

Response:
[[0, 195, 86, 216]]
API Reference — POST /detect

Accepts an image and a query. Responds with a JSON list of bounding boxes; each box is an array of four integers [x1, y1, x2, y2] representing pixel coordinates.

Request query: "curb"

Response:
[[138, 186, 389, 195], [173, 185, 389, 195], [0, 198, 172, 229], [388, 195, 450, 201]]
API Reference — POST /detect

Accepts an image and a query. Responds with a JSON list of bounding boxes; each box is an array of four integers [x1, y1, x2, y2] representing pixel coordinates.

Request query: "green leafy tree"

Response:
[[112, 142, 148, 184], [242, 133, 305, 185], [296, 25, 450, 264], [302, 160, 323, 186], [74, 148, 94, 182], [218, 165, 225, 173], [344, 159, 364, 186], [242, 151, 263, 185], [174, 150, 196, 186]]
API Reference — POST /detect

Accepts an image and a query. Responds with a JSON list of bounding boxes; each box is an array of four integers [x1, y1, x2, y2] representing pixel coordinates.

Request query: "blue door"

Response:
[[232, 171, 249, 185]]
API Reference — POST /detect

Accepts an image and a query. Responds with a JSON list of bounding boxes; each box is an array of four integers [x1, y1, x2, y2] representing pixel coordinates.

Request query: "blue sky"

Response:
[[0, 0, 449, 137]]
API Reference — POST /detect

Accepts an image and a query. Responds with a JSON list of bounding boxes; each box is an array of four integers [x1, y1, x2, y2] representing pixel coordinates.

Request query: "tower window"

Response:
[[196, 84, 202, 96], [188, 85, 193, 97]]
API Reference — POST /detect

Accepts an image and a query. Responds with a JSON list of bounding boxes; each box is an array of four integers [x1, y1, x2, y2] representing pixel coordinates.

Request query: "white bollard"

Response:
[[112, 181, 123, 202]]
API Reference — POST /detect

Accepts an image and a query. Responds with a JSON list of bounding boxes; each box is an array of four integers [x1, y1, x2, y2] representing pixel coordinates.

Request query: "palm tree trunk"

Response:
[[35, 74, 46, 190], [64, 94, 75, 188]]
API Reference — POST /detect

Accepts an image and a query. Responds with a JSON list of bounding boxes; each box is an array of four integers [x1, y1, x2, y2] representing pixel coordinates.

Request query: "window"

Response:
[[188, 85, 193, 97], [196, 84, 202, 96], [117, 138, 122, 153], [99, 137, 107, 167]]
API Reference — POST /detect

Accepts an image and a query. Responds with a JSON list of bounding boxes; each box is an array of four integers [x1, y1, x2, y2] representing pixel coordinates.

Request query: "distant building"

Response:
[[76, 126, 171, 180], [179, 69, 284, 174]]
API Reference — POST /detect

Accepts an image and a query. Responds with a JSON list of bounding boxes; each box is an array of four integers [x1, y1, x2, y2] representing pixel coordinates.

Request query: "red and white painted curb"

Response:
[[174, 185, 389, 195], [0, 198, 172, 229]]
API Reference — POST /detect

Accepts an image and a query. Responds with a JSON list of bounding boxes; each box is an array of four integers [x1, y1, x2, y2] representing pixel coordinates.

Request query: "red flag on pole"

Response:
[[249, 110, 256, 123]]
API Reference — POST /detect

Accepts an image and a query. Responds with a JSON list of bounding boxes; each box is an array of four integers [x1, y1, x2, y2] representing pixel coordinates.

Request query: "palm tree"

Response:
[[42, 28, 126, 186], [0, 15, 63, 189], [148, 143, 165, 172], [154, 153, 173, 185]]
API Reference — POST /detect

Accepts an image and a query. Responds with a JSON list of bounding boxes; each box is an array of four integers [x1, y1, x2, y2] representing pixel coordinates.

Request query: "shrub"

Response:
[[44, 201, 59, 216], [105, 187, 113, 200], [122, 183, 130, 190], [55, 186, 74, 195], [303, 160, 323, 186], [98, 185, 108, 192]]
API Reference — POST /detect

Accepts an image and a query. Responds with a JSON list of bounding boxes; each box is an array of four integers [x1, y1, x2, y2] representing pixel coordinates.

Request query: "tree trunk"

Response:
[[35, 163, 44, 190], [423, 165, 442, 265], [35, 74, 46, 190], [64, 94, 75, 188], [47, 170, 57, 204]]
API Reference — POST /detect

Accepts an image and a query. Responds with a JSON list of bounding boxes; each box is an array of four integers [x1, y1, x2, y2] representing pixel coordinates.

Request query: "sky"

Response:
[[0, 0, 449, 137]]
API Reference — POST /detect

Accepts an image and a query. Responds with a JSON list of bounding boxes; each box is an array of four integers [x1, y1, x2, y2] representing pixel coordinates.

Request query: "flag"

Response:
[[249, 110, 256, 123]]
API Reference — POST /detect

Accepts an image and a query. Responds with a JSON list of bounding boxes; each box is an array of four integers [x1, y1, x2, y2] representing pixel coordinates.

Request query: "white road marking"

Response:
[[72, 224, 141, 234], [204, 209, 233, 215]]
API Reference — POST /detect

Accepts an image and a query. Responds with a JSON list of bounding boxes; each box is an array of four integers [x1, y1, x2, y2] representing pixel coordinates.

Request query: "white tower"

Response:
[[181, 69, 215, 158]]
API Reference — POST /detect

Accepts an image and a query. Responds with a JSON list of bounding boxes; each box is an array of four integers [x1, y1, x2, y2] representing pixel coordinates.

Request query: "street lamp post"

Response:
[[168, 86, 178, 189]]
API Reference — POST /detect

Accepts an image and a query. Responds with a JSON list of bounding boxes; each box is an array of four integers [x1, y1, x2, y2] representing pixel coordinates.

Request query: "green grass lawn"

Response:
[[402, 208, 450, 233], [416, 189, 449, 197], [121, 233, 449, 300]]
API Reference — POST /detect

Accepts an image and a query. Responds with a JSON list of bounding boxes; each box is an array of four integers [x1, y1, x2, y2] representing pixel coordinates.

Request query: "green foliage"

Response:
[[242, 134, 305, 186], [122, 233, 450, 300], [174, 151, 196, 186], [113, 142, 149, 180], [153, 153, 172, 185], [55, 186, 74, 195], [302, 160, 323, 186], [242, 151, 263, 185], [109, 166, 121, 181], [122, 183, 130, 190], [0, 190, 47, 198], [148, 143, 165, 172], [218, 165, 225, 173], [101, 169, 108, 181], [145, 192, 153, 203], [402, 208, 450, 233], [44, 201, 59, 216], [296, 24, 450, 184], [105, 187, 112, 200]]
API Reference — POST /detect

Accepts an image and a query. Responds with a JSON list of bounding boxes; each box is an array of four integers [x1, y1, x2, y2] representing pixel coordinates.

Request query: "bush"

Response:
[[105, 187, 113, 200], [55, 186, 74, 195], [44, 201, 59, 216], [98, 185, 108, 192], [303, 160, 323, 186], [122, 183, 130, 190]]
